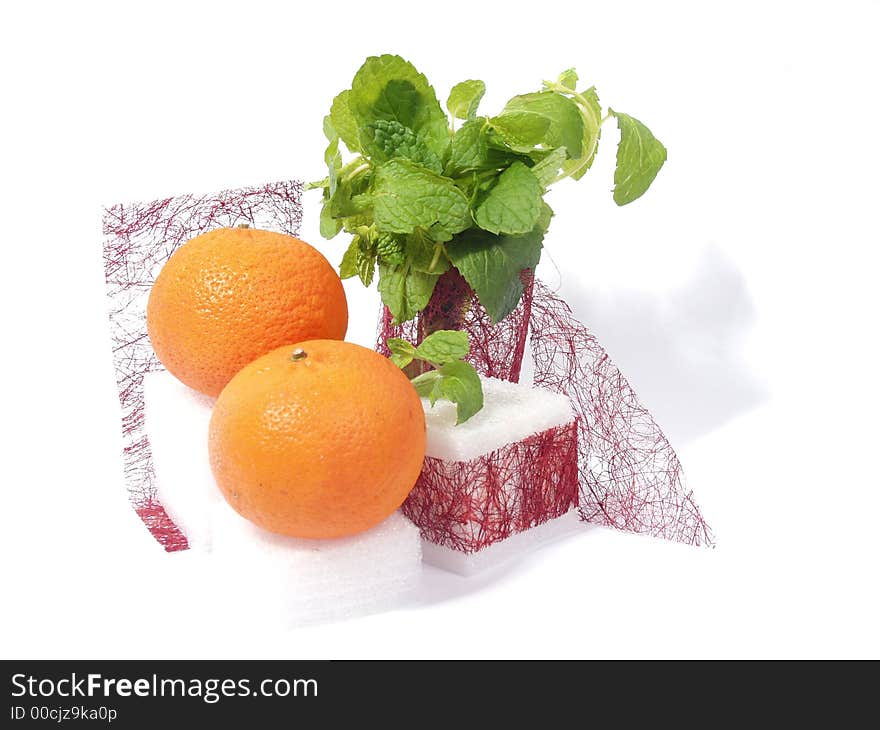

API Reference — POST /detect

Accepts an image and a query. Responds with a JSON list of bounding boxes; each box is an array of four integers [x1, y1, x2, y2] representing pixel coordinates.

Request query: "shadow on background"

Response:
[[558, 245, 768, 445]]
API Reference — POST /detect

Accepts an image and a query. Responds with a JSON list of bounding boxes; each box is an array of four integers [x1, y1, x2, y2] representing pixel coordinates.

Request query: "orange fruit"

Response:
[[147, 227, 347, 397], [208, 340, 427, 538]]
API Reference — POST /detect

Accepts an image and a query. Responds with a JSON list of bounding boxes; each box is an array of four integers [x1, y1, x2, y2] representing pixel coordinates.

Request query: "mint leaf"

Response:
[[371, 159, 472, 238], [410, 359, 484, 424], [376, 232, 406, 265], [531, 147, 568, 187], [387, 328, 484, 424], [447, 80, 486, 121], [386, 337, 417, 369], [361, 119, 442, 174], [474, 161, 543, 235], [320, 198, 342, 239], [404, 228, 448, 275], [499, 91, 584, 158], [446, 119, 488, 175], [537, 200, 554, 232], [356, 245, 376, 286], [610, 110, 667, 205], [410, 369, 442, 403], [339, 232, 376, 284], [330, 90, 361, 153], [377, 260, 439, 324], [436, 360, 483, 424], [447, 225, 544, 323], [326, 158, 372, 218], [339, 238, 359, 278], [557, 68, 578, 90], [349, 54, 450, 160], [489, 111, 551, 152], [415, 330, 469, 365], [561, 87, 602, 181]]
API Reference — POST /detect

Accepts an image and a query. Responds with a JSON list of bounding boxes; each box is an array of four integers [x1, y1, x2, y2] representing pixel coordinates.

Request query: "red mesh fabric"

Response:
[[530, 281, 714, 547], [376, 270, 713, 550], [102, 181, 303, 551], [135, 500, 189, 552], [403, 422, 579, 553], [378, 268, 534, 382]]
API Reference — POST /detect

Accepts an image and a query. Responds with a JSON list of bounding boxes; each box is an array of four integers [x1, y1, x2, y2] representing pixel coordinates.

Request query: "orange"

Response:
[[208, 340, 427, 538], [147, 227, 347, 397]]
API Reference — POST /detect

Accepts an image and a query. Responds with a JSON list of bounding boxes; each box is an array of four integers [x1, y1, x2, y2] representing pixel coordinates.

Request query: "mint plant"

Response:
[[387, 330, 483, 424], [310, 54, 667, 326]]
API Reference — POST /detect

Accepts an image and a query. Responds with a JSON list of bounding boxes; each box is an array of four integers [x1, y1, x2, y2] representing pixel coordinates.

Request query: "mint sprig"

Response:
[[312, 57, 667, 326], [387, 331, 484, 425]]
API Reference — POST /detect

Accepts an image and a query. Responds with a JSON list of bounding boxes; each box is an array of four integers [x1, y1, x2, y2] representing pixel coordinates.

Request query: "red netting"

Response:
[[377, 268, 534, 382], [135, 500, 189, 552], [377, 270, 713, 550], [403, 422, 579, 553], [530, 281, 714, 547], [102, 181, 303, 551]]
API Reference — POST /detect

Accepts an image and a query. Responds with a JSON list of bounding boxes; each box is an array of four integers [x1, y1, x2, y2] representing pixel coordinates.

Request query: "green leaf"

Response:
[[377, 260, 440, 324], [361, 119, 442, 174], [447, 80, 486, 121], [371, 159, 472, 238], [415, 330, 469, 365], [557, 68, 578, 90], [340, 231, 376, 284], [376, 232, 406, 265], [446, 119, 488, 175], [610, 110, 667, 205], [530, 147, 568, 187], [386, 337, 417, 369], [436, 360, 484, 424], [447, 224, 544, 323], [339, 238, 359, 278], [561, 87, 602, 181], [489, 111, 551, 152], [406, 228, 450, 275], [349, 54, 450, 160], [326, 158, 372, 219], [474, 161, 543, 235], [320, 198, 343, 239], [341, 211, 374, 233], [356, 245, 376, 286], [498, 91, 584, 157], [330, 90, 361, 153], [537, 200, 554, 232], [410, 369, 442, 402]]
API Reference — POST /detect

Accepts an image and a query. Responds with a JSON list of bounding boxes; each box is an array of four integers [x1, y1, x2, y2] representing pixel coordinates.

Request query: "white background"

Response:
[[1, 0, 878, 658]]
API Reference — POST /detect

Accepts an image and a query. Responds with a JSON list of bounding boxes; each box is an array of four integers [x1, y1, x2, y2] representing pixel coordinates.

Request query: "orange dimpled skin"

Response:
[[146, 227, 348, 397], [208, 340, 427, 538]]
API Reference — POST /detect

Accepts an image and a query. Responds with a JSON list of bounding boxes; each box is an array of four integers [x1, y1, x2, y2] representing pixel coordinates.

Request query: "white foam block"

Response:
[[421, 508, 582, 576], [144, 369, 422, 624], [210, 502, 421, 626], [143, 371, 221, 550], [422, 377, 574, 461], [417, 376, 580, 574]]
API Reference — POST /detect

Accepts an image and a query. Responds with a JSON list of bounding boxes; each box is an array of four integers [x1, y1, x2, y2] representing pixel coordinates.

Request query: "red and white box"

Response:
[[407, 377, 580, 574]]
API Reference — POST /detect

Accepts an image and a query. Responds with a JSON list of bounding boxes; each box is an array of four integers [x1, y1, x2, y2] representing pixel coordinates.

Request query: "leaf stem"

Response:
[[342, 161, 370, 183], [428, 242, 445, 273]]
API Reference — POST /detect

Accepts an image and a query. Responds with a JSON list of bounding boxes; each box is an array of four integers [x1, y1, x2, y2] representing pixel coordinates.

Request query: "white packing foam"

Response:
[[143, 369, 422, 624], [143, 370, 220, 550], [210, 501, 421, 626], [420, 508, 583, 576], [422, 376, 574, 461]]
